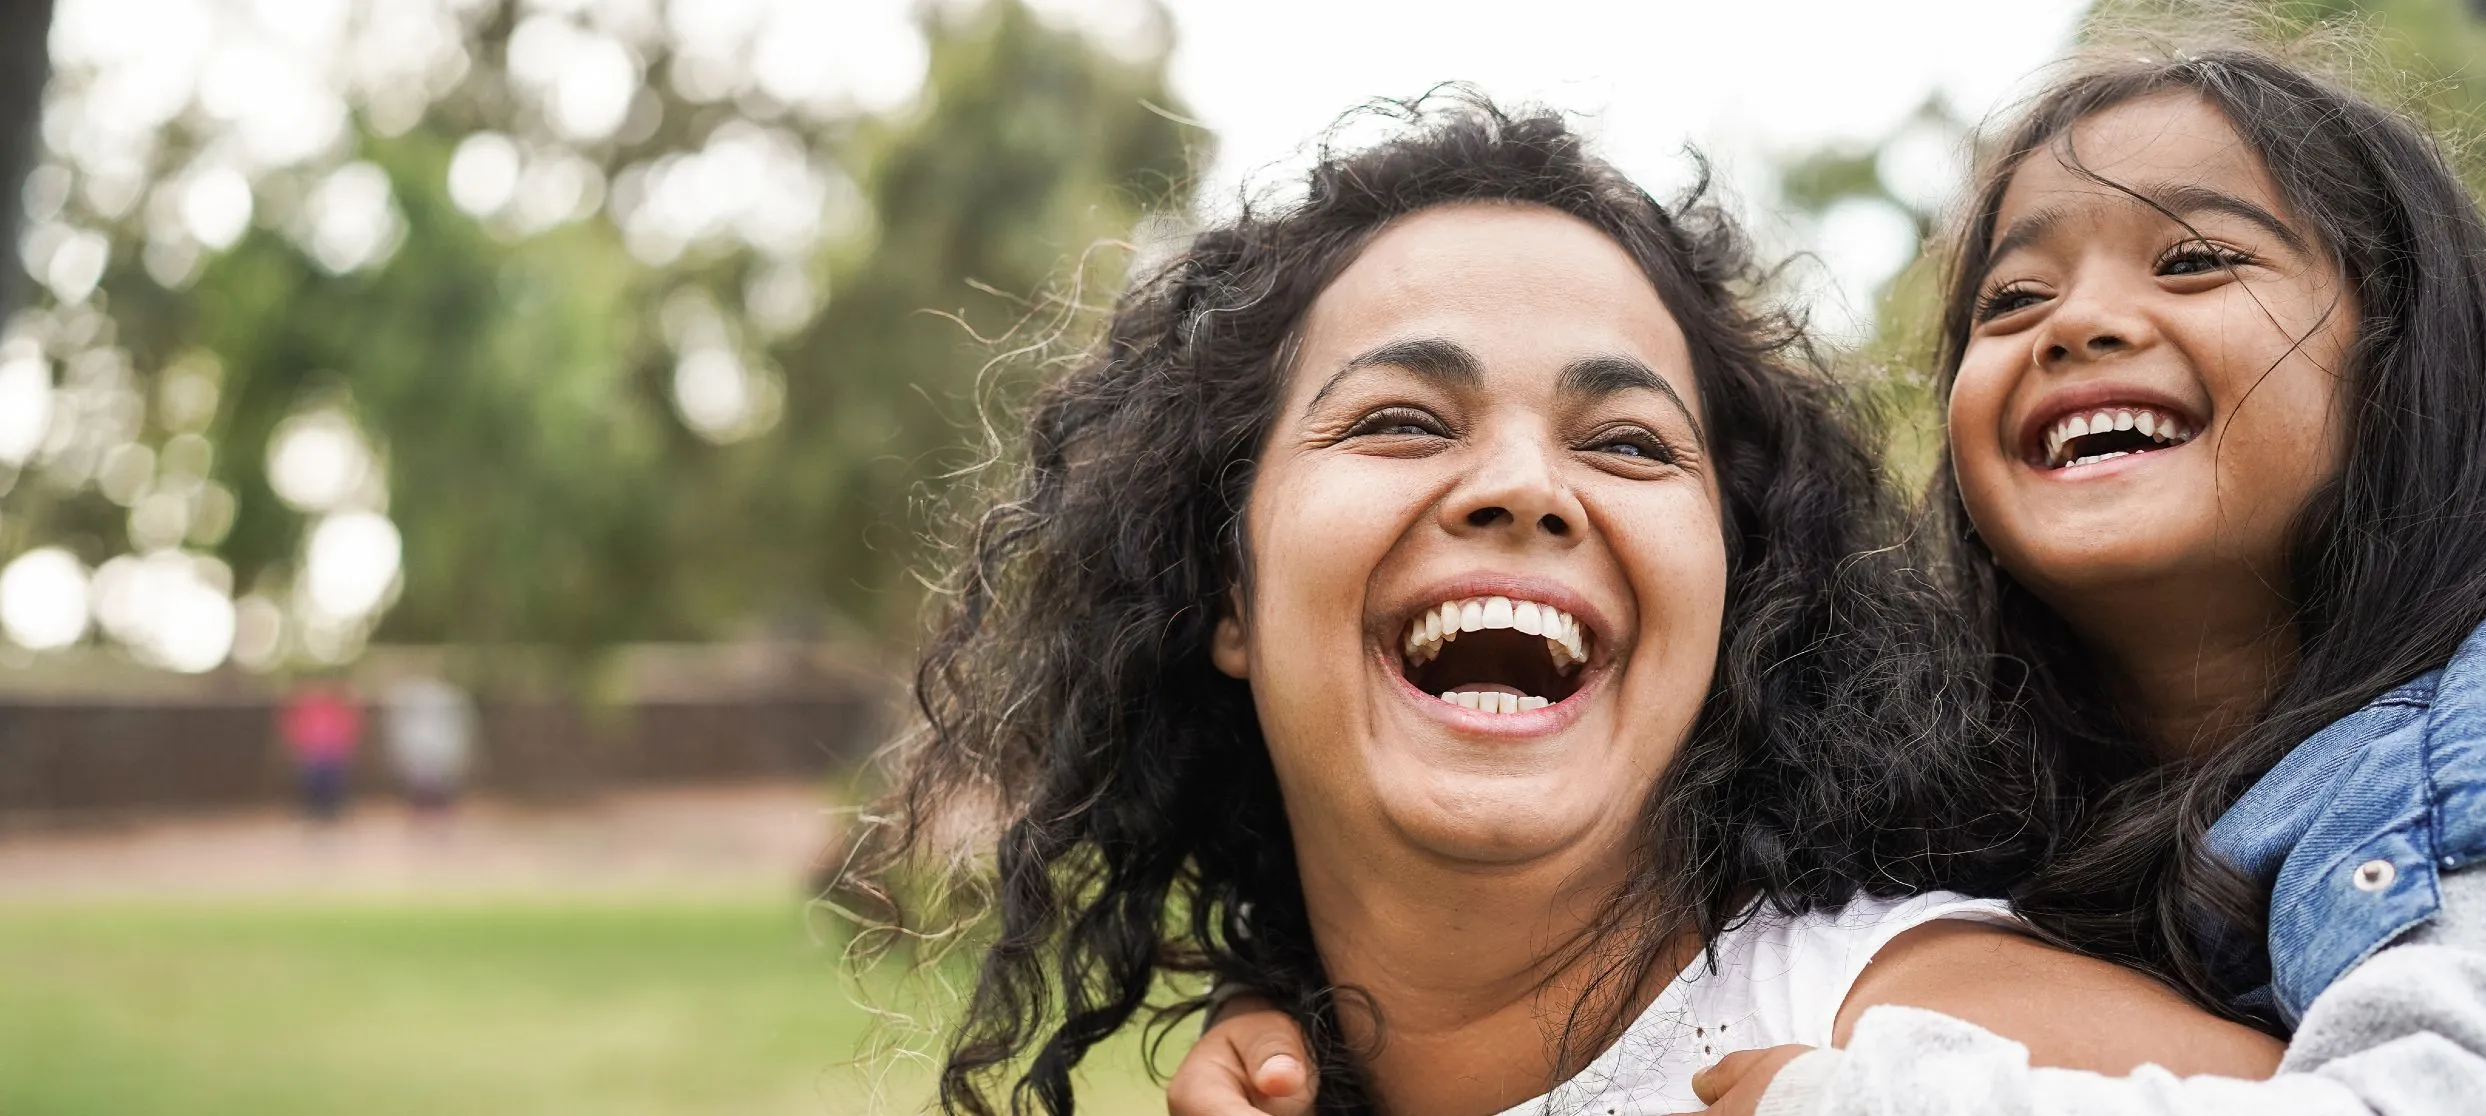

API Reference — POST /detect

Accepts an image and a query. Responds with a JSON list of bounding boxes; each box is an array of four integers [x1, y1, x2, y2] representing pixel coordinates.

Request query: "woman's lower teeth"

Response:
[[1439, 691, 1550, 713]]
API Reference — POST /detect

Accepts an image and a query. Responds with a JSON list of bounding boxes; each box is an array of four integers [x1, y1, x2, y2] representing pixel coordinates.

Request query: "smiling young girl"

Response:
[[1730, 42, 2486, 1115], [1174, 42, 2486, 1116], [852, 95, 2282, 1116]]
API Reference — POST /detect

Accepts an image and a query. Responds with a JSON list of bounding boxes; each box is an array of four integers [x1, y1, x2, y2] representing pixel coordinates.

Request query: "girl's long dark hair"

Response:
[[859, 92, 2041, 1115], [1930, 43, 2486, 1021]]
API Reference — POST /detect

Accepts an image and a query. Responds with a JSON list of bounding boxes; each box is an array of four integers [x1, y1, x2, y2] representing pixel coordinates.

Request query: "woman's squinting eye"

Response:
[[1345, 406, 1447, 439], [2157, 240, 2255, 277], [1584, 425, 1676, 464]]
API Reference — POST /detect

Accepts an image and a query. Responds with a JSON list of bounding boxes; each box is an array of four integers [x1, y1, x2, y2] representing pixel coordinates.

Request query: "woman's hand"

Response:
[[1167, 998, 1317, 1116], [1684, 1045, 1812, 1115]]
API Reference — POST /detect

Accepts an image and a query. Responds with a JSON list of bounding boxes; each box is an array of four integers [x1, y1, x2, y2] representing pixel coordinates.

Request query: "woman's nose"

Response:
[[1441, 435, 1582, 542]]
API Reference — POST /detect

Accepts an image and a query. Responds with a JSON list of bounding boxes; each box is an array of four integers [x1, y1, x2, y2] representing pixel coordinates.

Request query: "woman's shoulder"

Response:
[[1506, 892, 2019, 1116], [1726, 890, 2018, 961], [1688, 891, 2020, 1048]]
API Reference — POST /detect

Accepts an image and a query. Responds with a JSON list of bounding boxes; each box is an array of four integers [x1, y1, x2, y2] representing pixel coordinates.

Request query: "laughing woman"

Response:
[[855, 98, 2275, 1116]]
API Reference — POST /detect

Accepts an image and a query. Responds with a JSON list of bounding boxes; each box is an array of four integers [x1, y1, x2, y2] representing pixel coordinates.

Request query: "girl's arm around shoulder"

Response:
[[1706, 872, 2486, 1115], [1838, 920, 2282, 1078]]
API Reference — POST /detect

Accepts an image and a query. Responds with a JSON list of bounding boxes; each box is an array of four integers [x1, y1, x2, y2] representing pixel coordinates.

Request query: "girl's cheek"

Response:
[[1945, 364, 2008, 474]]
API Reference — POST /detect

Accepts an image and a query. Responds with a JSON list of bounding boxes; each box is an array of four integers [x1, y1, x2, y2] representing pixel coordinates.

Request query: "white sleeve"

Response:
[[1754, 870, 2486, 1116], [1781, 892, 2022, 1048]]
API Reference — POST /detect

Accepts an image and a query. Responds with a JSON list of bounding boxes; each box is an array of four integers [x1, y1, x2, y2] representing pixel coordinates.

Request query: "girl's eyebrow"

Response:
[[1985, 205, 2070, 272], [1983, 181, 2310, 278], [2141, 182, 2310, 255]]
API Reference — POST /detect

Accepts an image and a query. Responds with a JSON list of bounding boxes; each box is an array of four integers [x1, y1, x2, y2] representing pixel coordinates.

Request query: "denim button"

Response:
[[2353, 859, 2398, 892]]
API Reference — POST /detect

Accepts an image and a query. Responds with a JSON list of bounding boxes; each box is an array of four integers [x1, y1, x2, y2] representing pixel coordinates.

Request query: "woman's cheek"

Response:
[[1602, 485, 1729, 690]]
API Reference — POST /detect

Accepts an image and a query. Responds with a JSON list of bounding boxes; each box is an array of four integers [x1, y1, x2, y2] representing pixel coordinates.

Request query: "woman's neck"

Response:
[[1290, 837, 1684, 1116], [2061, 576, 2297, 759]]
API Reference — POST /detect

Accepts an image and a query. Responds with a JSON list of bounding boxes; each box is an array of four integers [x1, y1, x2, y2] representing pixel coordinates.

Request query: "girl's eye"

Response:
[[2158, 241, 2253, 277], [1584, 427, 1676, 464], [1346, 407, 1447, 439], [1975, 282, 2046, 322]]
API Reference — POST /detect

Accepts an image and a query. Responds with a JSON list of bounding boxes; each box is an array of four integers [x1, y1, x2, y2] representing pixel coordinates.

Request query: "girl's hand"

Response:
[[1166, 998, 1317, 1116], [1684, 1045, 1812, 1116]]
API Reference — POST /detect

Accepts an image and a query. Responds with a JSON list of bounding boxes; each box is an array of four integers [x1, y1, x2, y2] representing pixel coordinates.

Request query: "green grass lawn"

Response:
[[0, 898, 1174, 1116]]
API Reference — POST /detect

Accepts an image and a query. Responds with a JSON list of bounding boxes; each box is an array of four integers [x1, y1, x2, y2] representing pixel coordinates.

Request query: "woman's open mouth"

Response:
[[2036, 405, 2196, 470], [1397, 595, 1591, 714]]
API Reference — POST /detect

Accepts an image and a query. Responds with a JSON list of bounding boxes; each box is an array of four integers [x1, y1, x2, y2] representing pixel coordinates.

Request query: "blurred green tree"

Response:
[[0, 0, 1199, 673]]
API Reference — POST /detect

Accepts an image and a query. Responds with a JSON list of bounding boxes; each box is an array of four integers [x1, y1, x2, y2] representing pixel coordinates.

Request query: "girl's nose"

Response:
[[2032, 281, 2158, 369]]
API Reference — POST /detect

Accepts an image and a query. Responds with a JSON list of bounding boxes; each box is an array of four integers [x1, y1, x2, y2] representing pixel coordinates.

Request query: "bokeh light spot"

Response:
[[305, 510, 402, 621], [0, 547, 93, 650], [266, 407, 375, 513]]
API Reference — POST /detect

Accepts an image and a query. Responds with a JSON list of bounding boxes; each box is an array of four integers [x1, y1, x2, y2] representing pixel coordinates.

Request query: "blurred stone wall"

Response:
[[0, 643, 894, 829]]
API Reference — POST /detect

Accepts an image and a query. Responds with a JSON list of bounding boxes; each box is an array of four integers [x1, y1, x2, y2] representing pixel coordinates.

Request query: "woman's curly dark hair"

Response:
[[853, 92, 2044, 1115]]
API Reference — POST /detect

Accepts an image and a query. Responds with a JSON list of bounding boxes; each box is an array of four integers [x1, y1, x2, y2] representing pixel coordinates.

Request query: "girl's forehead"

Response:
[[1990, 91, 2298, 245]]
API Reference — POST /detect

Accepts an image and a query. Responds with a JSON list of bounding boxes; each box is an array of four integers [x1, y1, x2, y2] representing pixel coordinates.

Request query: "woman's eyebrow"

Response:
[[1306, 337, 1482, 408], [1559, 355, 1705, 445]]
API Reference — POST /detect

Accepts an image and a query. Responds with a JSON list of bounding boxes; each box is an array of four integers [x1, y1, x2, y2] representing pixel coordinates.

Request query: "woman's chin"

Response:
[[1339, 663, 1661, 866], [1370, 764, 1631, 868]]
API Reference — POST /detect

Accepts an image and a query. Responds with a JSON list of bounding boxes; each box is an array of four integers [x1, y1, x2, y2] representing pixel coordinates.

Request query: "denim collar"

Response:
[[2204, 619, 2486, 1024]]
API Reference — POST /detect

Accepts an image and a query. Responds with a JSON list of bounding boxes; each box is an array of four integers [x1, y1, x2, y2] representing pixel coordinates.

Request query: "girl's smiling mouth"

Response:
[[2037, 404, 2197, 468], [2017, 387, 2206, 473]]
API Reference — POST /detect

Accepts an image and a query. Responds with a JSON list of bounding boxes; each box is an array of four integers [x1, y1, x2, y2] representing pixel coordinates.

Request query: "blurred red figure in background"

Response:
[[280, 684, 364, 823]]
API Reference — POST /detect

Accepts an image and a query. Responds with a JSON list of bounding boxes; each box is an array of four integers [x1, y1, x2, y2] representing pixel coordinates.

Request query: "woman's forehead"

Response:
[[1290, 203, 1696, 399]]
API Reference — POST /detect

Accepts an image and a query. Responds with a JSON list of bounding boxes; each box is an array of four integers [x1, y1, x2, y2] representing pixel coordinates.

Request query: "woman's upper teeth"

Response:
[[2043, 406, 2195, 468], [1401, 595, 1589, 671]]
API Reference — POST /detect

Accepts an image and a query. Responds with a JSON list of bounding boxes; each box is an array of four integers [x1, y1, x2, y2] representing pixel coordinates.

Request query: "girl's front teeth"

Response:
[[2043, 406, 2195, 468]]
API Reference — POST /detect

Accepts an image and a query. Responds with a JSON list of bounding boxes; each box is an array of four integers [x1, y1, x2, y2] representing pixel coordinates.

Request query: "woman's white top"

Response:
[[1492, 890, 2020, 1116]]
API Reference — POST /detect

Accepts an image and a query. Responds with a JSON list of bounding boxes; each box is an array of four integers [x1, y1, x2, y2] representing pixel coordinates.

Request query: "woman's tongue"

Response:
[[1454, 682, 1527, 697]]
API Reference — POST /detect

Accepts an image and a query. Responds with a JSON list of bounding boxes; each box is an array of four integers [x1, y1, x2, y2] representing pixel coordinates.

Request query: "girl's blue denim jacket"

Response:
[[2207, 619, 2486, 1026]]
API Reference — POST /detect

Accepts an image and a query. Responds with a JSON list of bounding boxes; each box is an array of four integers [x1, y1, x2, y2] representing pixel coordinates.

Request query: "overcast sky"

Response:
[[1145, 0, 2091, 334]]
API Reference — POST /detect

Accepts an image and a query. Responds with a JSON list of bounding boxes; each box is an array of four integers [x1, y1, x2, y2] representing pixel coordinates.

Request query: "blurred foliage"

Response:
[[2, 0, 1200, 669], [30, 0, 2486, 671]]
